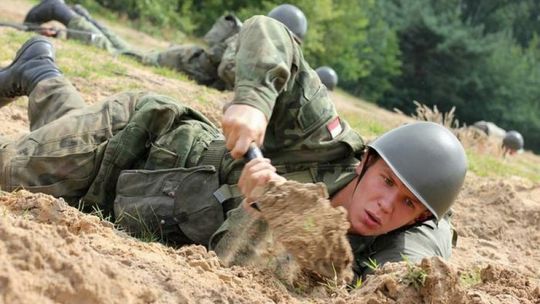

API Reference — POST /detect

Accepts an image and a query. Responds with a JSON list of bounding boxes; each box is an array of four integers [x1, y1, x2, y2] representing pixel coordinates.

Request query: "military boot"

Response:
[[0, 37, 61, 107], [71, 4, 92, 21], [71, 4, 106, 32], [24, 0, 76, 26]]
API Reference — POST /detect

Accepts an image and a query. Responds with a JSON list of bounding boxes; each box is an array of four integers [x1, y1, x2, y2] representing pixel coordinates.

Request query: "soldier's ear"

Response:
[[414, 210, 433, 223]]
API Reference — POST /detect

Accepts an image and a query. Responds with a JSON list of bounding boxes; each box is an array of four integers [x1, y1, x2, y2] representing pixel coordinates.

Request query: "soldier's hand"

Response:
[[39, 27, 59, 37], [222, 104, 267, 159], [238, 157, 285, 205]]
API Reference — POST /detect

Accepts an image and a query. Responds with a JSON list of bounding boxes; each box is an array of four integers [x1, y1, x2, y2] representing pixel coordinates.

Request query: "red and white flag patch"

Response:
[[327, 116, 343, 139]]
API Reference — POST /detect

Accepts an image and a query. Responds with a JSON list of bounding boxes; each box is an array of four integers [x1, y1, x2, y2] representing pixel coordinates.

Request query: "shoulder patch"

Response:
[[327, 116, 343, 139]]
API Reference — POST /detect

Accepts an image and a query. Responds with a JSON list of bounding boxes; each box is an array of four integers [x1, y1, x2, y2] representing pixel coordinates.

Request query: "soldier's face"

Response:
[[342, 158, 429, 236]]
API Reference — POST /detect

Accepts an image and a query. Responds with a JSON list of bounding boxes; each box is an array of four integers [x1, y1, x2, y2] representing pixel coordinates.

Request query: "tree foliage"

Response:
[[379, 0, 540, 152]]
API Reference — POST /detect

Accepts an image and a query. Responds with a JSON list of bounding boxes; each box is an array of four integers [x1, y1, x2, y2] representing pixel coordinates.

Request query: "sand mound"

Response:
[[0, 190, 297, 303], [349, 257, 467, 304], [451, 173, 540, 278], [2, 173, 538, 303], [257, 181, 353, 283], [343, 256, 539, 304], [468, 264, 540, 303]]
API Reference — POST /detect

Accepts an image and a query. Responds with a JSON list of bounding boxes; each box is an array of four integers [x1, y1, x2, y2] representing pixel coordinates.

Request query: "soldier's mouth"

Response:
[[365, 210, 382, 226]]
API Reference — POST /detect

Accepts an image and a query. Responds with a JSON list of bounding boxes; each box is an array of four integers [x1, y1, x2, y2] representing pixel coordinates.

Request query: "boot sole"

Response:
[[0, 37, 52, 73], [0, 37, 54, 108]]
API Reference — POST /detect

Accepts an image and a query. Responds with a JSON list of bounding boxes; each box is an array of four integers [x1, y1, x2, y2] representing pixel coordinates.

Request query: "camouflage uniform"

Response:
[[66, 14, 240, 89], [0, 16, 452, 279]]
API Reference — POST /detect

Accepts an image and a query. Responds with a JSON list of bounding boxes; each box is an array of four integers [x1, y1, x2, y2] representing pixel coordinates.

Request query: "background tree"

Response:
[[379, 0, 540, 152]]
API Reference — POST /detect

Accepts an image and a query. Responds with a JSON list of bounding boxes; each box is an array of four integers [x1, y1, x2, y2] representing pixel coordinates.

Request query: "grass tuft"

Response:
[[401, 255, 428, 290]]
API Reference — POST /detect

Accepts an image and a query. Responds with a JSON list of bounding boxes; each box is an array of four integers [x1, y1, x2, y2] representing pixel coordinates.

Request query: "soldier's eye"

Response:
[[382, 175, 394, 186], [404, 198, 415, 209]]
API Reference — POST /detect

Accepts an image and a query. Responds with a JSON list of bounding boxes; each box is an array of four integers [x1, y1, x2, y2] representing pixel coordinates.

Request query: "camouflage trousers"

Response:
[[0, 77, 220, 209], [67, 16, 222, 87], [0, 76, 106, 200]]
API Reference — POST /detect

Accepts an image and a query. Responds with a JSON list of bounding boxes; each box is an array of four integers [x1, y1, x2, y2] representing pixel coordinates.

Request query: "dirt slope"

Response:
[[0, 1, 539, 303]]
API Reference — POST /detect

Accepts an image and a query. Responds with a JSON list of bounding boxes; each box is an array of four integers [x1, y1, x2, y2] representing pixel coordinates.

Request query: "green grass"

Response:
[[68, 0, 188, 43], [467, 150, 540, 182], [459, 267, 482, 288], [342, 98, 540, 183], [0, 31, 34, 61], [152, 65, 190, 81], [342, 112, 390, 139], [401, 255, 428, 290], [59, 40, 129, 79]]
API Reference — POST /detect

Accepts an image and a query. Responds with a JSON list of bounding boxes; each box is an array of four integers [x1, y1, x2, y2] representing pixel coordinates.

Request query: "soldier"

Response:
[[23, 0, 242, 89], [502, 130, 524, 156], [315, 66, 339, 91], [472, 121, 524, 157], [23, 0, 308, 91], [267, 4, 308, 41], [472, 120, 506, 139], [0, 16, 466, 280]]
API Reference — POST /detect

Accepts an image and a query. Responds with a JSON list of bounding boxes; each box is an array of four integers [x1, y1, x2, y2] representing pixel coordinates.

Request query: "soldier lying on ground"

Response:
[[23, 0, 307, 91], [0, 15, 467, 281], [472, 121, 525, 157], [502, 130, 524, 157]]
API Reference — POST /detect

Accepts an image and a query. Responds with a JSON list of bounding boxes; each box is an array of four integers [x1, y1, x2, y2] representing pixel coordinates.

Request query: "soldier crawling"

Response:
[[22, 0, 307, 91], [0, 13, 467, 282]]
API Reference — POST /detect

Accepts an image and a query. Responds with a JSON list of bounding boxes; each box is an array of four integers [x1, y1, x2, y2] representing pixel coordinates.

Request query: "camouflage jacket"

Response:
[[107, 15, 363, 244], [219, 15, 364, 188]]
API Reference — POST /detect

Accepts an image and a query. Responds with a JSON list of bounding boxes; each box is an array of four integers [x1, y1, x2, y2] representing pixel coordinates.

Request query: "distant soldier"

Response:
[[23, 0, 241, 89], [471, 121, 506, 139], [502, 130, 524, 157], [315, 66, 339, 91], [267, 4, 308, 41], [472, 121, 524, 157], [22, 0, 308, 91], [214, 3, 309, 90]]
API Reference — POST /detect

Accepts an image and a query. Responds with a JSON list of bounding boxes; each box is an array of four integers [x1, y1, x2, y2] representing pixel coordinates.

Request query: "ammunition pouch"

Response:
[[113, 165, 223, 245]]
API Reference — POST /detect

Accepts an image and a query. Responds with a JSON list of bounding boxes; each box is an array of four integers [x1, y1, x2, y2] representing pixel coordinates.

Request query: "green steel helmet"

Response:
[[502, 130, 524, 151], [368, 122, 467, 220], [268, 4, 308, 41], [315, 66, 338, 91]]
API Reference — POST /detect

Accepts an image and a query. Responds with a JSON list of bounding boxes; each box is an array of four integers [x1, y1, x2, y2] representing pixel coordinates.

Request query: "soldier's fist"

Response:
[[222, 104, 267, 159]]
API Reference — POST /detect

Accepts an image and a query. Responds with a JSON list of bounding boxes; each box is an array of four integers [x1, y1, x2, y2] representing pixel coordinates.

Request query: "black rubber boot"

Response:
[[0, 36, 61, 106], [24, 0, 76, 26]]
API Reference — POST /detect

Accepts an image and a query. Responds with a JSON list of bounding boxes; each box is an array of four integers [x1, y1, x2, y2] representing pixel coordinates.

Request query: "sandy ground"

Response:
[[0, 171, 538, 303], [1, 1, 539, 303]]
